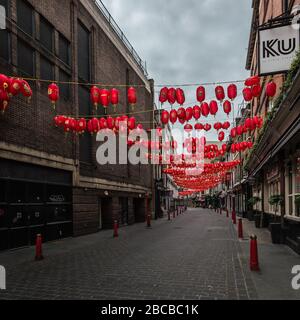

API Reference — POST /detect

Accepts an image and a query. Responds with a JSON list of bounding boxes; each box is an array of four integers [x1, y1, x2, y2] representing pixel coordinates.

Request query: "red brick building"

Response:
[[0, 0, 155, 250]]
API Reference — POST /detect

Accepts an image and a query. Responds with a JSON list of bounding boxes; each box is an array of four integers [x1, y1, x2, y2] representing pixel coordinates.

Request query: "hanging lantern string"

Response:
[[5, 74, 283, 90]]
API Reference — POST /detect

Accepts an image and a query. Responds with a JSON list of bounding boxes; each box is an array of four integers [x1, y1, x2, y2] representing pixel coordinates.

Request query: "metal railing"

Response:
[[94, 0, 148, 77]]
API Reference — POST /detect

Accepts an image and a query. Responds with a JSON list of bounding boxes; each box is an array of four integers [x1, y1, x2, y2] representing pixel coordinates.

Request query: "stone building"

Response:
[[0, 0, 155, 250]]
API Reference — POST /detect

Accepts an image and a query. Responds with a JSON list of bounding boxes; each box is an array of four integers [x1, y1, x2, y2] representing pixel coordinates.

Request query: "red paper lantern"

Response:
[[204, 124, 212, 131], [236, 125, 244, 136], [177, 107, 186, 120], [110, 88, 119, 111], [184, 123, 193, 133], [159, 87, 168, 105], [185, 107, 193, 122], [209, 100, 218, 117], [195, 123, 204, 131], [243, 87, 253, 102], [48, 83, 59, 108], [266, 81, 277, 99], [0, 74, 9, 91], [214, 122, 222, 131], [223, 100, 232, 116], [0, 88, 9, 113], [251, 84, 261, 98], [99, 89, 110, 110], [167, 88, 176, 105], [201, 102, 210, 117], [8, 78, 22, 96], [77, 118, 87, 134], [20, 80, 32, 101], [215, 86, 225, 102], [176, 88, 185, 105], [193, 105, 201, 120], [247, 141, 254, 149], [170, 110, 178, 125], [222, 144, 227, 152], [231, 144, 236, 153], [99, 117, 108, 130], [128, 87, 137, 108], [245, 75, 260, 87], [245, 118, 253, 130], [196, 86, 206, 103], [222, 121, 231, 130], [107, 117, 115, 130], [128, 117, 136, 130], [227, 84, 237, 101], [218, 131, 225, 142], [90, 86, 100, 108], [230, 128, 237, 138], [161, 110, 170, 125]]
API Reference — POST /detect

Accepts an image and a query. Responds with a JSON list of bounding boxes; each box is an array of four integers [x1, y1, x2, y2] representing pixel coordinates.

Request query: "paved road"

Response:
[[0, 208, 258, 300]]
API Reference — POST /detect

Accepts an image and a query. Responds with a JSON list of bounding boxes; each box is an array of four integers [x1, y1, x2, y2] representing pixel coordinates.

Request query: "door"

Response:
[[120, 197, 129, 225]]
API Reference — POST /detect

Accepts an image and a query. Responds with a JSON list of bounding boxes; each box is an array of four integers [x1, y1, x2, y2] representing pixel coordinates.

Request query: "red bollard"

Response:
[[238, 218, 244, 239], [147, 214, 151, 228], [113, 220, 118, 238], [35, 234, 44, 261], [226, 209, 229, 218], [250, 235, 260, 271], [232, 211, 237, 225]]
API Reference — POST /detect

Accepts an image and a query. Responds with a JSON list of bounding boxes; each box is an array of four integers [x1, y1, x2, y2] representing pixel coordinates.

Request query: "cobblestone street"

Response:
[[0, 209, 259, 300]]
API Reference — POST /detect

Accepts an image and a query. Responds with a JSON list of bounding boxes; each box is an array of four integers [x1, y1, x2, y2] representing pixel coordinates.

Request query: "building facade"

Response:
[[0, 0, 155, 251], [241, 0, 300, 253]]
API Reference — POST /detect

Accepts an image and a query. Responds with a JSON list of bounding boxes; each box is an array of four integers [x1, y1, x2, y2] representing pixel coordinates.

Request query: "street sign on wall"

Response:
[[259, 24, 300, 76]]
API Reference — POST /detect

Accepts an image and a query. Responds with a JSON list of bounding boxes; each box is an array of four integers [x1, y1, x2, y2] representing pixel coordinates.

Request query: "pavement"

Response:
[[0, 208, 299, 300]]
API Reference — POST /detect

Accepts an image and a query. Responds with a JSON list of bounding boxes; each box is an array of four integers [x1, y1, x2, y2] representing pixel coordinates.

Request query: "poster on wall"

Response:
[[259, 24, 300, 76]]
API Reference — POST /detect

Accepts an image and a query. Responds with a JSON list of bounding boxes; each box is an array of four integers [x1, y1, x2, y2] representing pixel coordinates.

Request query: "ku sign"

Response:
[[259, 24, 300, 75]]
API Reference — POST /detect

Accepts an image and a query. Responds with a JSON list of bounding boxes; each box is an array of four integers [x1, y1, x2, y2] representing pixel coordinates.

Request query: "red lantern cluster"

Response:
[[159, 87, 185, 106], [0, 74, 33, 112], [204, 144, 227, 159], [230, 141, 254, 154], [214, 121, 231, 131], [54, 115, 140, 135], [230, 116, 263, 138], [90, 86, 120, 112], [243, 75, 261, 102]]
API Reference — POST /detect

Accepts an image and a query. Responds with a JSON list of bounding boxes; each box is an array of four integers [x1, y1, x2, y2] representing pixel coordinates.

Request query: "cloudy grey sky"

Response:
[[101, 0, 253, 141]]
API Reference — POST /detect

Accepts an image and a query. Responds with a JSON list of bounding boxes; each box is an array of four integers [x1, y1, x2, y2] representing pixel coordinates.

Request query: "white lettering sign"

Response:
[[259, 24, 300, 75]]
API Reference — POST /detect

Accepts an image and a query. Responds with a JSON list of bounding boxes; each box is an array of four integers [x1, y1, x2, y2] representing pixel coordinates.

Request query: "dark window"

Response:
[[27, 183, 44, 203], [47, 205, 71, 223], [17, 39, 35, 76], [40, 16, 54, 52], [9, 206, 27, 227], [283, 0, 290, 12], [59, 69, 71, 100], [0, 206, 8, 228], [59, 34, 70, 65], [0, 30, 9, 61], [77, 22, 90, 81], [79, 86, 92, 163], [0, 180, 6, 203], [28, 205, 45, 226], [8, 181, 26, 204], [40, 56, 54, 81], [17, 0, 34, 36], [0, 0, 8, 13]]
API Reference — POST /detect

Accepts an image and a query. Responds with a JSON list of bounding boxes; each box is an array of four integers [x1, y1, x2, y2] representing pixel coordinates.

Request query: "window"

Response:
[[0, 29, 9, 61], [0, 0, 8, 13], [78, 86, 92, 163], [17, 0, 34, 36], [77, 22, 90, 81], [283, 0, 290, 13], [18, 39, 35, 76], [59, 34, 70, 65], [40, 16, 54, 52], [40, 56, 54, 81], [59, 70, 71, 100]]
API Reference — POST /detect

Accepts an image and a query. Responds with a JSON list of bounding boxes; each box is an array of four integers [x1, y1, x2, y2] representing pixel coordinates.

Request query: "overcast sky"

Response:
[[101, 0, 253, 141]]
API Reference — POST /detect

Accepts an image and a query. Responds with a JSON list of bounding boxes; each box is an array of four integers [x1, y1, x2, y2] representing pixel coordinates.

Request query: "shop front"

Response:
[[0, 159, 73, 251]]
